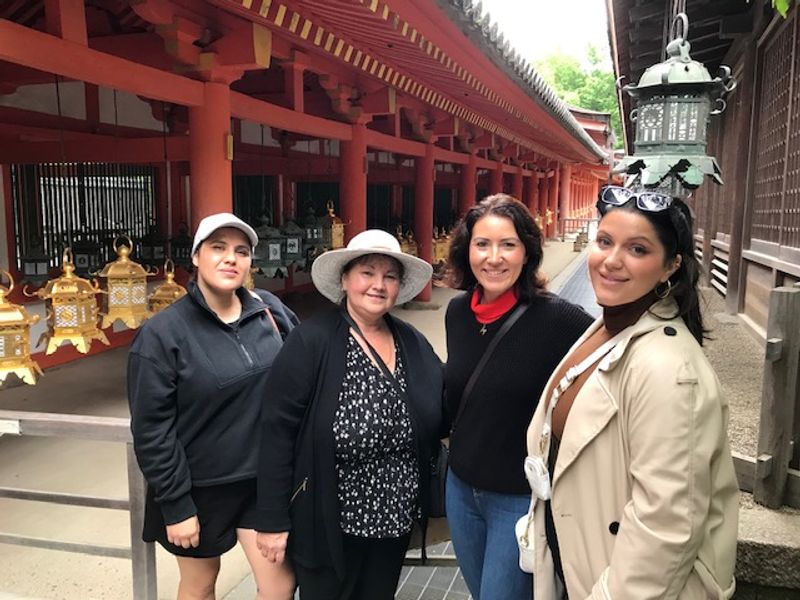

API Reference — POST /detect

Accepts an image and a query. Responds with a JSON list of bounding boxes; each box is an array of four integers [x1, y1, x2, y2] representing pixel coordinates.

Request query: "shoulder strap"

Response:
[[452, 302, 529, 432], [340, 309, 407, 400], [249, 290, 281, 337]]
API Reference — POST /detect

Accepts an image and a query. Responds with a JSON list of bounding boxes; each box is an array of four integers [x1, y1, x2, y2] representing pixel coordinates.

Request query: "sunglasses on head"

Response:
[[598, 186, 674, 213]]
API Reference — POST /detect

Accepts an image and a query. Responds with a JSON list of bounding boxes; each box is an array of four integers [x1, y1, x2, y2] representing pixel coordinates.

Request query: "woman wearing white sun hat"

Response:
[[255, 229, 446, 600]]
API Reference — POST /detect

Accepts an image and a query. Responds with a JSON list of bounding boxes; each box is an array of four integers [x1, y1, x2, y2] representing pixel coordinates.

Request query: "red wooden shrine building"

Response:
[[0, 0, 611, 369]]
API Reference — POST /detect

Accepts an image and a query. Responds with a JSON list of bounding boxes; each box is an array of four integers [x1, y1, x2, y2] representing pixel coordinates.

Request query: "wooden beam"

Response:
[[0, 136, 190, 164], [44, 0, 87, 45], [0, 19, 204, 106], [230, 92, 353, 141]]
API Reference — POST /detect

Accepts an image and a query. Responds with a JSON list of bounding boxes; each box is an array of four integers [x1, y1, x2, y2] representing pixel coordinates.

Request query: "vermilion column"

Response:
[[340, 122, 367, 243], [592, 178, 600, 216], [547, 165, 560, 239], [559, 164, 573, 236], [512, 166, 523, 201], [189, 82, 232, 229], [414, 142, 435, 301], [459, 152, 477, 217], [529, 174, 539, 216], [490, 161, 503, 195], [538, 173, 548, 219]]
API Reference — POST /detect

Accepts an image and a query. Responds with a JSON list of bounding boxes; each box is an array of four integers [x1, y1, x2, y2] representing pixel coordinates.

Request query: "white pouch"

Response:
[[524, 454, 552, 501], [515, 508, 536, 573]]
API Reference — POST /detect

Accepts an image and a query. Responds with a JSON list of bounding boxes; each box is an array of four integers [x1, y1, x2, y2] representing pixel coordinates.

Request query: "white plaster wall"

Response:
[[98, 86, 162, 131], [0, 81, 86, 120], [240, 120, 280, 147]]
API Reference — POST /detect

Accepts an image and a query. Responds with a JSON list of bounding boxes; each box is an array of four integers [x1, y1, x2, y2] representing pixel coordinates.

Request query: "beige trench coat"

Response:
[[525, 300, 739, 600]]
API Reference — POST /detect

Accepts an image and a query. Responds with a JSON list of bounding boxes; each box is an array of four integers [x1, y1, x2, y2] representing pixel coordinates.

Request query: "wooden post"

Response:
[[127, 444, 157, 600], [754, 286, 800, 508]]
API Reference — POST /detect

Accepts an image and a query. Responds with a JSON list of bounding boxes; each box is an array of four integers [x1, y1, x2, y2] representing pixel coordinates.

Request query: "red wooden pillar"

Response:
[[592, 178, 600, 216], [538, 173, 548, 218], [490, 161, 503, 195], [559, 164, 572, 236], [188, 82, 232, 229], [512, 166, 523, 201], [547, 164, 560, 239], [459, 152, 477, 217], [414, 141, 435, 301], [340, 122, 367, 243]]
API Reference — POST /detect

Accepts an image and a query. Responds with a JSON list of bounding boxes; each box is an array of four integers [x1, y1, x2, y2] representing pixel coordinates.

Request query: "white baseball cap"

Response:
[[191, 213, 258, 255]]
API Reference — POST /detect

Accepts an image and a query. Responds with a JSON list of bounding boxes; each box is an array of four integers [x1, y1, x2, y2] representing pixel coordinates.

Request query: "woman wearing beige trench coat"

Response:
[[524, 189, 739, 599]]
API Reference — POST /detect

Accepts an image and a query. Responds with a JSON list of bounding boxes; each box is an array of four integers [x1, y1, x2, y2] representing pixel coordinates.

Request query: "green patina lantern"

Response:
[[615, 13, 736, 194], [281, 220, 305, 267], [253, 216, 286, 278]]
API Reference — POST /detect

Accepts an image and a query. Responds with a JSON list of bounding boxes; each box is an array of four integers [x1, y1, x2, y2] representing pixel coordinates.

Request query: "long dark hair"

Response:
[[447, 194, 547, 302], [598, 197, 707, 345]]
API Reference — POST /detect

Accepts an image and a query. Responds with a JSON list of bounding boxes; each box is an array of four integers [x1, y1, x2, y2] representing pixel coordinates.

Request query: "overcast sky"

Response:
[[477, 0, 612, 68]]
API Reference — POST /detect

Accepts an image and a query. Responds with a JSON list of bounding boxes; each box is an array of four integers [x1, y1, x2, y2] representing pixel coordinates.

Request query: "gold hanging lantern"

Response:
[[534, 213, 543, 231], [97, 235, 154, 329], [321, 200, 344, 250], [148, 259, 187, 314], [545, 208, 554, 226], [404, 230, 418, 257], [28, 248, 109, 355], [0, 270, 43, 385]]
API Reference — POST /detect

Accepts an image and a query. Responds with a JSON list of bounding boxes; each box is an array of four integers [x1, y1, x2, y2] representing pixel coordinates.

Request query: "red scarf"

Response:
[[470, 287, 519, 324]]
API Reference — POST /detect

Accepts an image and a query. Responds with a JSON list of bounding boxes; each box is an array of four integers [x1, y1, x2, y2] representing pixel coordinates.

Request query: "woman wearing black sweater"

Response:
[[444, 195, 592, 600], [256, 229, 444, 600]]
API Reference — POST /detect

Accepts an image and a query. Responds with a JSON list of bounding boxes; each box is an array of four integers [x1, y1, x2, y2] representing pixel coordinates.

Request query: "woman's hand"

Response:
[[166, 515, 200, 548], [256, 531, 289, 563]]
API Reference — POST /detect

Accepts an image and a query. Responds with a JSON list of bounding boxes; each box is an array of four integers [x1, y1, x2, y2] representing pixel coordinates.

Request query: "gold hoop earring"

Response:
[[655, 279, 672, 299]]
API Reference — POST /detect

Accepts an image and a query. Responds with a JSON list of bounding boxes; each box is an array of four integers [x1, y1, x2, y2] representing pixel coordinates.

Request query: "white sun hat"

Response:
[[311, 229, 433, 305], [192, 213, 258, 255]]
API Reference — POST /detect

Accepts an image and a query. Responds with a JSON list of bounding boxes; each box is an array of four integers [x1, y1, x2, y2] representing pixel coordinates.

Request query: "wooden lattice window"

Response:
[[785, 15, 800, 250], [752, 15, 797, 245], [10, 163, 158, 270]]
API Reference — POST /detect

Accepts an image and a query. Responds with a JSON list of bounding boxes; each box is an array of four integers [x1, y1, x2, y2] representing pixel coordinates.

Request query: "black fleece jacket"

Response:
[[127, 282, 298, 524], [256, 308, 445, 576], [445, 290, 592, 494]]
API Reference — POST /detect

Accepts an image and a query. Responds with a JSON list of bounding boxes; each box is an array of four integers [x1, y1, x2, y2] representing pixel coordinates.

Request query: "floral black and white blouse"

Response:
[[333, 334, 419, 538]]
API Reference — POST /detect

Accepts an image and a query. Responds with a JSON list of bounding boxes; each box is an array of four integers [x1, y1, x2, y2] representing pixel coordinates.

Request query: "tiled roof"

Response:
[[439, 0, 608, 162]]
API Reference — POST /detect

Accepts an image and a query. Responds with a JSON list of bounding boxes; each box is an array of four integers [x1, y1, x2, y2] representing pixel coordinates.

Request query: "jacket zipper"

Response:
[[290, 477, 308, 504], [233, 328, 254, 368]]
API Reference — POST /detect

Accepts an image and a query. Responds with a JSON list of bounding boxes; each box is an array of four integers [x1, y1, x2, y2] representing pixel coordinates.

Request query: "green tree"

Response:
[[535, 46, 623, 149]]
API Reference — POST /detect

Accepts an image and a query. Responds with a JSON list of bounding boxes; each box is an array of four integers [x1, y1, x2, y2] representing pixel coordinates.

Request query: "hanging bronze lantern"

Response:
[[616, 12, 736, 194], [170, 223, 193, 269], [148, 259, 187, 314], [321, 200, 344, 250], [97, 236, 154, 329], [0, 270, 43, 385], [27, 248, 109, 355], [254, 217, 286, 278], [281, 220, 305, 267]]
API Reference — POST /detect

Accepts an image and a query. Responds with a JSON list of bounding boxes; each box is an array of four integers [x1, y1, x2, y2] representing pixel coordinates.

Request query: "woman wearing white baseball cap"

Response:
[[256, 229, 446, 600], [128, 212, 298, 600]]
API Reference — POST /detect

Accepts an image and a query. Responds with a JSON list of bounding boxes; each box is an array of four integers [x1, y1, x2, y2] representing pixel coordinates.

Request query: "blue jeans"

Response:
[[446, 470, 533, 600]]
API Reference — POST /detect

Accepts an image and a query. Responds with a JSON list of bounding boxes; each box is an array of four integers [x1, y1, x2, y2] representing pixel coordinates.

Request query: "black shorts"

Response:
[[143, 478, 260, 558]]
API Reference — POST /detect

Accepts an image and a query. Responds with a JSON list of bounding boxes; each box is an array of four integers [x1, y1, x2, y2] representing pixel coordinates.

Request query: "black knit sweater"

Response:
[[445, 290, 593, 494]]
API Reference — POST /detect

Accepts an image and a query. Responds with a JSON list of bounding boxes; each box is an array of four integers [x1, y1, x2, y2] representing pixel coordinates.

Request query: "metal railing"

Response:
[[559, 218, 598, 241], [0, 410, 156, 600]]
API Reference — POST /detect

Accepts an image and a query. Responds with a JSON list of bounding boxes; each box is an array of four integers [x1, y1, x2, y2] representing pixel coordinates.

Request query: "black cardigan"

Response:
[[256, 307, 445, 575], [445, 290, 593, 494]]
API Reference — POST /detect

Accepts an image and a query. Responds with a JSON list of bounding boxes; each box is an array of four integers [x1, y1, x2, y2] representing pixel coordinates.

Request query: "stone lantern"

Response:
[[28, 248, 109, 355], [0, 271, 42, 385], [96, 236, 153, 329], [615, 13, 736, 194]]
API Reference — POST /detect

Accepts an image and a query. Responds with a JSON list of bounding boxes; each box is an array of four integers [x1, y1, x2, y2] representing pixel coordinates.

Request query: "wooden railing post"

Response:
[[127, 444, 157, 600], [754, 286, 800, 508]]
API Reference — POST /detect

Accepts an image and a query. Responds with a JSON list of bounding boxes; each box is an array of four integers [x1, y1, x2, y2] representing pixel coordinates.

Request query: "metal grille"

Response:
[[10, 163, 157, 270], [751, 17, 795, 244], [785, 15, 800, 249]]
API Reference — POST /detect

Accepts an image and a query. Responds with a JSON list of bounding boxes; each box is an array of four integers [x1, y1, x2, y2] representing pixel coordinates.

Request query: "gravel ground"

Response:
[[701, 289, 763, 458]]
